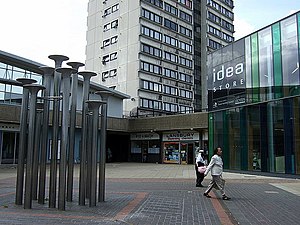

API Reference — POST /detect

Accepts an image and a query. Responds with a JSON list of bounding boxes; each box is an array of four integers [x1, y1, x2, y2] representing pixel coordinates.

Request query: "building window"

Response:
[[179, 105, 192, 113], [141, 43, 162, 58], [179, 57, 192, 68], [142, 80, 162, 92], [164, 68, 178, 79], [163, 102, 178, 112], [164, 19, 178, 32], [179, 26, 192, 37], [102, 52, 117, 64], [110, 52, 117, 61], [207, 11, 221, 24], [164, 2, 178, 16], [164, 51, 178, 63], [164, 35, 178, 47], [141, 26, 162, 41], [144, 0, 163, 8], [141, 61, 162, 75], [179, 72, 192, 83], [178, 0, 192, 9], [103, 19, 118, 32], [141, 98, 162, 110], [179, 89, 192, 99], [208, 39, 223, 49], [163, 85, 177, 96], [142, 8, 162, 24], [102, 35, 118, 49], [179, 11, 192, 23], [102, 68, 117, 81], [179, 41, 192, 52]]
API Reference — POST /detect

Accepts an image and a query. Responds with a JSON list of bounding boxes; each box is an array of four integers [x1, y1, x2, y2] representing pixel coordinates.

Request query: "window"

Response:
[[102, 55, 109, 64], [164, 19, 178, 32], [144, 0, 163, 8], [102, 52, 117, 64], [142, 43, 162, 58], [112, 4, 119, 12], [179, 57, 192, 68], [179, 89, 192, 99], [163, 102, 178, 112], [103, 20, 118, 32], [163, 85, 177, 96], [207, 12, 221, 24], [179, 11, 192, 23], [141, 98, 162, 110], [102, 69, 117, 81], [165, 3, 178, 16], [208, 39, 223, 49], [141, 26, 162, 41], [111, 35, 118, 44], [142, 80, 162, 92], [179, 72, 192, 83], [164, 35, 178, 47], [110, 52, 117, 61], [164, 51, 178, 63], [141, 61, 162, 75], [178, 0, 192, 9], [179, 41, 192, 52], [179, 105, 192, 113], [142, 8, 162, 24], [180, 26, 192, 37], [164, 68, 178, 79]]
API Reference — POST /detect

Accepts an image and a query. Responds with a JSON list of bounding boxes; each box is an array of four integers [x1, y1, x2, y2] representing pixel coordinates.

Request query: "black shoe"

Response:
[[222, 195, 231, 200], [196, 184, 204, 187], [203, 193, 211, 198]]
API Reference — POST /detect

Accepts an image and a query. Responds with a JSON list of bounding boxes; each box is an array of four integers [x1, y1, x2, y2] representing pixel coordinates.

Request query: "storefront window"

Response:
[[163, 142, 180, 163]]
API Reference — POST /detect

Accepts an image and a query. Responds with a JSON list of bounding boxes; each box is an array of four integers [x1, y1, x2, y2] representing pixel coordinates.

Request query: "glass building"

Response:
[[207, 11, 300, 175]]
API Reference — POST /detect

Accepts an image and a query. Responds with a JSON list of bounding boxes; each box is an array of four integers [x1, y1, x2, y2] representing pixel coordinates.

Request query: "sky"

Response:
[[0, 0, 300, 67]]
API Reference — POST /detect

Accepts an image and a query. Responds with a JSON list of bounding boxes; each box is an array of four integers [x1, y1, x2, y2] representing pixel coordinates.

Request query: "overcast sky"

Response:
[[0, 0, 300, 67]]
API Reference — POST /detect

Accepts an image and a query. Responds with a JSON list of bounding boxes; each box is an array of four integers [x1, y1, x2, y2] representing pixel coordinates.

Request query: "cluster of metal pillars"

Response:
[[15, 54, 110, 210]]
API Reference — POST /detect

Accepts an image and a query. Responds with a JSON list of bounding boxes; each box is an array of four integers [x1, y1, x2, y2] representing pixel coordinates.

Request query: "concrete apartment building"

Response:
[[85, 0, 234, 116]]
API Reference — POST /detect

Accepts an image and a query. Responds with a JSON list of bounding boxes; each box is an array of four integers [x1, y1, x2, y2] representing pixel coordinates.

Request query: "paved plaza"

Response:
[[0, 163, 300, 225]]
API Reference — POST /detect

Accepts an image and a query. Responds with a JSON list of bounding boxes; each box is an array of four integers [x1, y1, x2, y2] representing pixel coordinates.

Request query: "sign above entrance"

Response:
[[162, 131, 199, 141], [130, 133, 160, 140]]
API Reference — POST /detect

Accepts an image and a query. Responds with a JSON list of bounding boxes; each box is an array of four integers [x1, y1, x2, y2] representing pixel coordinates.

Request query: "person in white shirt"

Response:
[[195, 149, 206, 187], [203, 147, 231, 200]]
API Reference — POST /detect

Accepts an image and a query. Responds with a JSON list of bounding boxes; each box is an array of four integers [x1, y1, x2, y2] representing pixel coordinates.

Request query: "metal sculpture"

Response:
[[15, 78, 37, 206], [23, 84, 45, 209]]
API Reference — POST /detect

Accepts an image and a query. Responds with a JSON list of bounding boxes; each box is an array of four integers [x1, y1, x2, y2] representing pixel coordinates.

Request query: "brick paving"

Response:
[[0, 163, 300, 224]]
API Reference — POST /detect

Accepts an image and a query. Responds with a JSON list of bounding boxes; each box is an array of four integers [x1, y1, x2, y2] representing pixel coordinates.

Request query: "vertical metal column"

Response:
[[66, 62, 84, 202], [23, 84, 45, 209], [38, 66, 54, 204], [32, 102, 44, 200], [86, 100, 105, 207], [77, 71, 97, 206], [15, 78, 37, 206], [48, 55, 69, 208], [56, 67, 76, 211], [96, 91, 112, 202]]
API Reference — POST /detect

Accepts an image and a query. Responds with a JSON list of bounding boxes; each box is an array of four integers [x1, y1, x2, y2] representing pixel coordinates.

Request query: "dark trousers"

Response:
[[195, 162, 204, 185]]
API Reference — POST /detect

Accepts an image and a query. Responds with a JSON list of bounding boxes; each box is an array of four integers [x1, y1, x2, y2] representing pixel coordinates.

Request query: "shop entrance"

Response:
[[163, 142, 194, 164]]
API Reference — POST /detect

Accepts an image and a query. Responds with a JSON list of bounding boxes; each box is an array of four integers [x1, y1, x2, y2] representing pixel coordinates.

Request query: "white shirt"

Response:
[[196, 153, 205, 164], [204, 154, 223, 176]]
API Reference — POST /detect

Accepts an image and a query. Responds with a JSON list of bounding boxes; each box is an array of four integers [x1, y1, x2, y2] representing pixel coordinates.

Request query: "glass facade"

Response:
[[207, 12, 300, 174]]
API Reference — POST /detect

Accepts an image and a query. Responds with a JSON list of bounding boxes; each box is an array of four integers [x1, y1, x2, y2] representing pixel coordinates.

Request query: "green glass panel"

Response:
[[251, 33, 260, 102], [208, 113, 214, 159], [240, 108, 248, 170], [272, 23, 283, 99], [223, 111, 229, 169]]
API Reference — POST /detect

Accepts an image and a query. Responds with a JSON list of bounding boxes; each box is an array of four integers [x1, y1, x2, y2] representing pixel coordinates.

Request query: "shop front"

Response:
[[162, 131, 199, 164], [207, 11, 300, 175], [130, 133, 160, 163]]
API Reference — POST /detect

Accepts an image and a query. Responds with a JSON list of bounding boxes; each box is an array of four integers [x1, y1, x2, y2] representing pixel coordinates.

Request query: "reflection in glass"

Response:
[[281, 16, 299, 88]]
